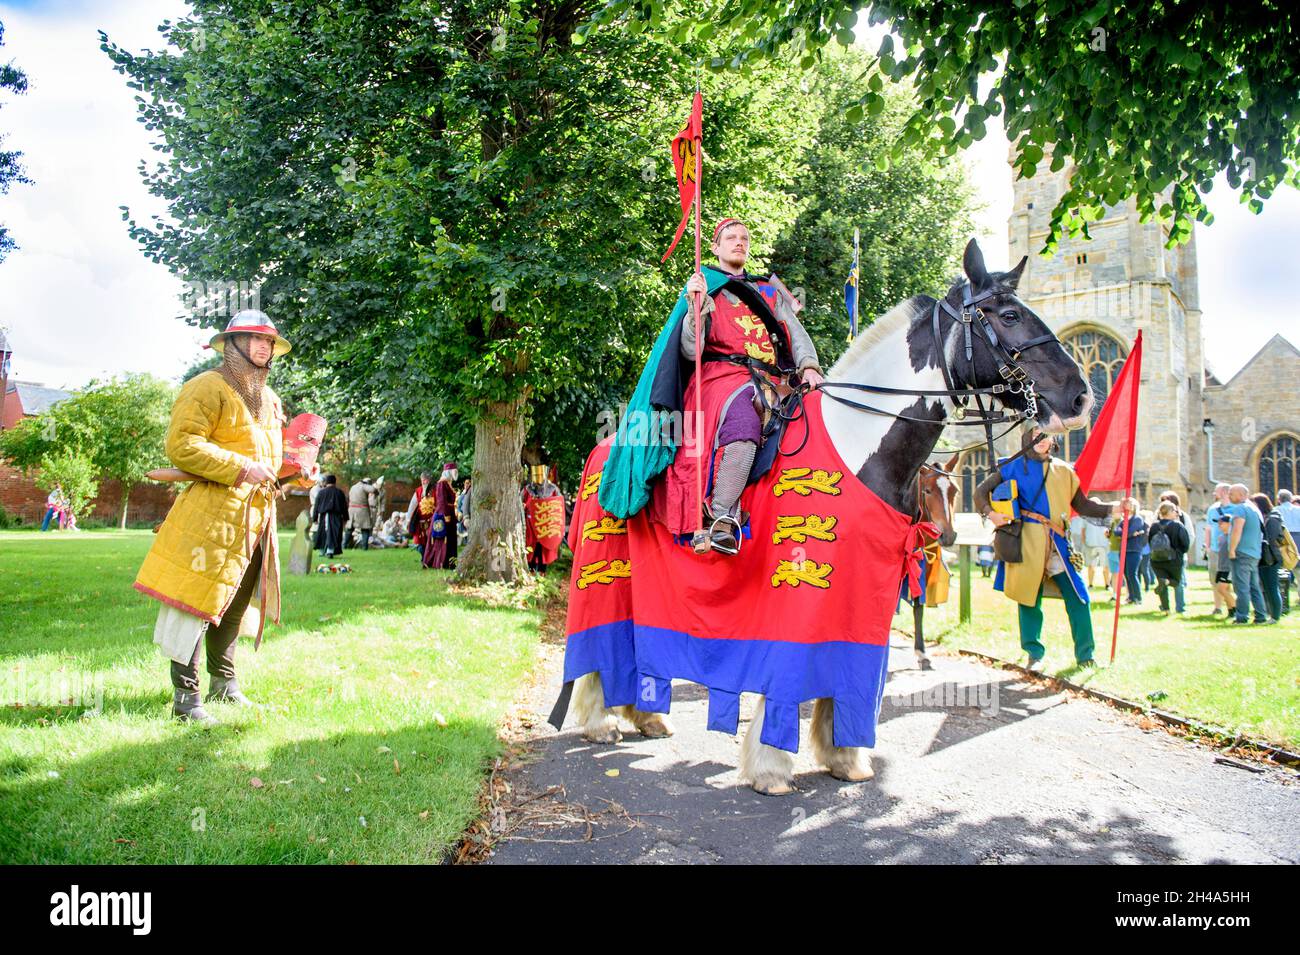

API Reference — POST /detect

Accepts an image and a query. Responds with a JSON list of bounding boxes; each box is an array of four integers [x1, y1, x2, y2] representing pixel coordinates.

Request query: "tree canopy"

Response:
[[104, 1, 978, 578], [767, 49, 976, 367], [586, 0, 1300, 253], [0, 18, 31, 262]]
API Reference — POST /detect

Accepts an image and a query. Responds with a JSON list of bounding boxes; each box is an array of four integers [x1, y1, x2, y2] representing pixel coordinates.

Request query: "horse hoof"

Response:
[[828, 764, 875, 782], [582, 726, 623, 745], [918, 656, 933, 671], [636, 715, 674, 739], [751, 778, 795, 797]]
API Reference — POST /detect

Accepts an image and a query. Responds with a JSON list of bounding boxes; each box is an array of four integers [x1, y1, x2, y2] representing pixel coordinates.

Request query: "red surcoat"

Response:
[[651, 283, 791, 536]]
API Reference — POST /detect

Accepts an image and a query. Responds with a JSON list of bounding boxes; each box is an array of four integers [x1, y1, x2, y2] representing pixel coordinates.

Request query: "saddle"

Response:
[[701, 351, 803, 489]]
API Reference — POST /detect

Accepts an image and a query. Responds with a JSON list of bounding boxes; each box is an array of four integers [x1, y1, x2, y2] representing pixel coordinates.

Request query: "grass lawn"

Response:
[[921, 559, 1299, 749], [0, 529, 543, 863]]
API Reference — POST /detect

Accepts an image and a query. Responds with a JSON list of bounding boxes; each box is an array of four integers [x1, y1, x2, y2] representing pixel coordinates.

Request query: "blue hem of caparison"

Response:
[[562, 621, 890, 753]]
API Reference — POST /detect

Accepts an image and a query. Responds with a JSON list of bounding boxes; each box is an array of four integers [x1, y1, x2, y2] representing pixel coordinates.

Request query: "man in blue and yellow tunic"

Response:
[[976, 431, 1122, 670]]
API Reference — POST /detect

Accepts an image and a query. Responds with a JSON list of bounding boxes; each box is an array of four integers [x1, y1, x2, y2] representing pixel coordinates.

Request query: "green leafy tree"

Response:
[[0, 18, 32, 262], [105, 3, 982, 578], [103, 1, 825, 581], [587, 0, 1300, 252], [767, 48, 977, 368], [74, 376, 175, 527], [36, 449, 99, 522]]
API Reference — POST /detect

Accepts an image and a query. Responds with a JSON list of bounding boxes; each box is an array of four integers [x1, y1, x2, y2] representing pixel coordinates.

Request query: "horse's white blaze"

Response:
[[937, 475, 953, 523], [823, 304, 951, 475]]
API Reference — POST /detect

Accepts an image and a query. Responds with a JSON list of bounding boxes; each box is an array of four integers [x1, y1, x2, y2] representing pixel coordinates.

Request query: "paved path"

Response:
[[486, 637, 1300, 864]]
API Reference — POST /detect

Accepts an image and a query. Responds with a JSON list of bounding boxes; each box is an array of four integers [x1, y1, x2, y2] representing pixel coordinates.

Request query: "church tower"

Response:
[[1006, 150, 1208, 505]]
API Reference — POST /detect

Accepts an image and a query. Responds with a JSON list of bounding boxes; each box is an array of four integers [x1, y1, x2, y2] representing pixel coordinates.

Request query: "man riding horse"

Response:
[[601, 217, 824, 554]]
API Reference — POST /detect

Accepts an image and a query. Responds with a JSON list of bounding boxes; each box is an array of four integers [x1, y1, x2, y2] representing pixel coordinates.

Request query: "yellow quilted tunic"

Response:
[[134, 370, 284, 631]]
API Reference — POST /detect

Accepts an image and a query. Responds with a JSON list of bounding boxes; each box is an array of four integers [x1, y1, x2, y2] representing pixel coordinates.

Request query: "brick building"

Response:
[[946, 154, 1300, 512]]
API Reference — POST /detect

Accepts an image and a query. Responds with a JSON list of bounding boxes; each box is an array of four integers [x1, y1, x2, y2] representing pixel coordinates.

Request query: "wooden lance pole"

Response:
[[691, 90, 705, 547]]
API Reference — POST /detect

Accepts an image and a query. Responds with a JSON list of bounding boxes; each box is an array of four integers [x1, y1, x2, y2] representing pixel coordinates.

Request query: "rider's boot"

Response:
[[703, 439, 756, 556]]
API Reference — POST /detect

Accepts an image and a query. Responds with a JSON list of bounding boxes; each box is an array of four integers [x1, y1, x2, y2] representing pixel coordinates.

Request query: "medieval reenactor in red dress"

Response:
[[406, 470, 434, 561], [523, 464, 565, 573], [649, 218, 824, 554], [423, 462, 459, 569]]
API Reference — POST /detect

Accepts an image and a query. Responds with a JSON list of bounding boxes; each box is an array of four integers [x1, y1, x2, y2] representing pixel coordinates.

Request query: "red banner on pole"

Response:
[[1074, 330, 1143, 494], [1069, 330, 1143, 662], [661, 92, 703, 263]]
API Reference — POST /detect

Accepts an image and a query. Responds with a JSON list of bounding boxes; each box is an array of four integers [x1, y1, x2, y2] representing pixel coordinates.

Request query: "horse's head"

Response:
[[944, 239, 1093, 433], [919, 454, 959, 547]]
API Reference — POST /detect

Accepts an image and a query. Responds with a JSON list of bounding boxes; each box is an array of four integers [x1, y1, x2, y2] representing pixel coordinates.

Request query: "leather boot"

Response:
[[173, 688, 218, 724], [206, 676, 255, 707]]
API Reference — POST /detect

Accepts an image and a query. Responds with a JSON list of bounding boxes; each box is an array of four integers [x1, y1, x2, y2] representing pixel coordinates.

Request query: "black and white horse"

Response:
[[575, 238, 1093, 794]]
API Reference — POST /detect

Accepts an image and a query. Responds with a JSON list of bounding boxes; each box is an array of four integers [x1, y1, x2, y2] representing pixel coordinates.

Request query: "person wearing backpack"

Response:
[[1149, 501, 1191, 614], [1108, 500, 1148, 605], [1254, 492, 1286, 623], [1277, 490, 1299, 615], [1226, 484, 1270, 625]]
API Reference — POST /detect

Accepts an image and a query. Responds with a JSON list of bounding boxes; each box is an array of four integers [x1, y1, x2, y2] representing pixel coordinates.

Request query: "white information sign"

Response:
[[952, 511, 994, 547]]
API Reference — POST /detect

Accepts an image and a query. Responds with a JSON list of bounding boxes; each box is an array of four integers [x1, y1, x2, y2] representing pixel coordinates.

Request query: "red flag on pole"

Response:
[[1074, 330, 1143, 494], [661, 92, 703, 263], [1070, 330, 1142, 662]]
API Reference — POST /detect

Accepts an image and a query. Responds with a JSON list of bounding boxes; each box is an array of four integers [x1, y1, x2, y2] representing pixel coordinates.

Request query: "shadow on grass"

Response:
[[0, 717, 502, 864]]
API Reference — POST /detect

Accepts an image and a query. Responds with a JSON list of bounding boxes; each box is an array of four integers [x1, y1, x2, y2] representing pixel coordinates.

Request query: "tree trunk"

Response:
[[119, 484, 131, 529], [456, 395, 531, 583]]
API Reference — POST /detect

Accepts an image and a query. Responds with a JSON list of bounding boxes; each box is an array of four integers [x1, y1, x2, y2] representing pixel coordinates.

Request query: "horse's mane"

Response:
[[829, 293, 934, 376]]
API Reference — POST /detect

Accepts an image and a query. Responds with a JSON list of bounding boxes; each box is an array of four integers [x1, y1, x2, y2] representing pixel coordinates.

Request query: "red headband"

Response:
[[712, 218, 746, 242]]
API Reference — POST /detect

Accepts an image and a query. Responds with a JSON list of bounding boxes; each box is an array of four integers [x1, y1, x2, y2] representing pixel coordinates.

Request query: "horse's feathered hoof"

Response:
[[827, 764, 875, 783], [916, 654, 933, 671], [635, 715, 674, 739], [751, 778, 795, 796], [582, 726, 623, 744]]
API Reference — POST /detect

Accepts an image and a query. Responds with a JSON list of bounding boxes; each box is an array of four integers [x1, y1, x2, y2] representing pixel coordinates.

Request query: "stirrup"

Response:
[[708, 513, 742, 555], [700, 502, 746, 556]]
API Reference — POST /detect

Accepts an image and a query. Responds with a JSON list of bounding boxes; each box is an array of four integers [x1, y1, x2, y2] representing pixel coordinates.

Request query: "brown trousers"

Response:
[[170, 546, 263, 691]]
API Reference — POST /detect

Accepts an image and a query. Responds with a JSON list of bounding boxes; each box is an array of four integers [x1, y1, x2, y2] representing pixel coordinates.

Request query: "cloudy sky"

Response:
[[1, 1, 1296, 391]]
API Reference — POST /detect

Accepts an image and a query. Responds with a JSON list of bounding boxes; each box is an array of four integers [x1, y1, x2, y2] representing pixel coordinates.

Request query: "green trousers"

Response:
[[1017, 572, 1094, 663]]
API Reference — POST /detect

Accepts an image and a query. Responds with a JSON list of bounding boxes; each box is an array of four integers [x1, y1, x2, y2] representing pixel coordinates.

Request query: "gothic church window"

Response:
[[1257, 433, 1298, 500], [957, 448, 990, 512], [1060, 327, 1128, 461]]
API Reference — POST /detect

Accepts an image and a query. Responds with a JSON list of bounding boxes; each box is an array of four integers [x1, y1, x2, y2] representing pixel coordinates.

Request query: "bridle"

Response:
[[915, 463, 953, 528], [815, 281, 1061, 475]]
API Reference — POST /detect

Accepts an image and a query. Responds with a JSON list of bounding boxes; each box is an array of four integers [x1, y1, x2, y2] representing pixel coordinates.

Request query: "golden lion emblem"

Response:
[[771, 514, 838, 544], [770, 558, 833, 589], [582, 517, 628, 542], [772, 467, 843, 497], [577, 559, 632, 589]]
